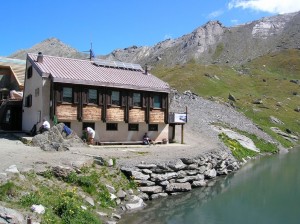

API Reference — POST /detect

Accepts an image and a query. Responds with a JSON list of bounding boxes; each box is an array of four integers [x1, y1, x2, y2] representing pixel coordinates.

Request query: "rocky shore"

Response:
[[121, 150, 239, 201]]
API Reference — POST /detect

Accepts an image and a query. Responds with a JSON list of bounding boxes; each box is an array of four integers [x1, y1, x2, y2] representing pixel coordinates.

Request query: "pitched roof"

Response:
[[0, 57, 26, 88], [27, 53, 170, 93]]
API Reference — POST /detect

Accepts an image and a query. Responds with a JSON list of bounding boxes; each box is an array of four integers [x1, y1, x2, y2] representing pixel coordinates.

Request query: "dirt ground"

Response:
[[0, 127, 220, 173]]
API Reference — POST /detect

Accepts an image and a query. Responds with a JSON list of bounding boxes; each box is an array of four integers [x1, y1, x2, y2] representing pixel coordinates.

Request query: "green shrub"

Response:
[[97, 184, 115, 208], [20, 193, 40, 207], [0, 182, 18, 200], [42, 170, 54, 179], [77, 176, 96, 194], [53, 189, 101, 224], [65, 172, 78, 184]]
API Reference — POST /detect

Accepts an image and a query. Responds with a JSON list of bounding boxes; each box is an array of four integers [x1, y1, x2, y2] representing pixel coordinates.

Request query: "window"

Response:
[[27, 66, 33, 79], [25, 94, 32, 107], [35, 88, 39, 97], [148, 124, 158, 131], [128, 123, 139, 131], [62, 87, 72, 103], [82, 122, 95, 130], [37, 111, 41, 123], [133, 93, 141, 107], [88, 89, 97, 104], [106, 123, 118, 131], [154, 95, 161, 108], [111, 91, 120, 106]]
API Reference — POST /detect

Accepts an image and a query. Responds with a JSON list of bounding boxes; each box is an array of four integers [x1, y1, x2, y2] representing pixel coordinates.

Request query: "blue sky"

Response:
[[1, 0, 300, 57]]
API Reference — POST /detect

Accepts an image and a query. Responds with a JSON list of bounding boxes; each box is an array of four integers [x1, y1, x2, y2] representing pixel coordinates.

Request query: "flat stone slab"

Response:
[[213, 126, 260, 152]]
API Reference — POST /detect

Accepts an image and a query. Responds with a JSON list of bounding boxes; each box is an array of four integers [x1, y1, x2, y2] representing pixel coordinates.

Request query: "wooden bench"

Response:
[[95, 141, 143, 146], [94, 140, 167, 146]]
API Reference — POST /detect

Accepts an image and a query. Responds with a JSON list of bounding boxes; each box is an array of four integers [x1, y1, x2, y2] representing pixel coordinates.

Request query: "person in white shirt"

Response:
[[39, 118, 50, 133], [85, 127, 95, 145]]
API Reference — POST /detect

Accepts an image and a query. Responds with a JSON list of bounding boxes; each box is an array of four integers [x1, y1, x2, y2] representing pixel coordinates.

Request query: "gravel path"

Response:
[[0, 91, 279, 172]]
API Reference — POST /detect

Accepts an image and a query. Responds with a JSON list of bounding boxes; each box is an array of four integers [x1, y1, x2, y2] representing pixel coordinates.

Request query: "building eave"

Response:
[[52, 77, 170, 93]]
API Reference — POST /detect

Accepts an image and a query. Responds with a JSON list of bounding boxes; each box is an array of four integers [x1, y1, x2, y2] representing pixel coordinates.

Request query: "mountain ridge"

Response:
[[8, 11, 300, 67]]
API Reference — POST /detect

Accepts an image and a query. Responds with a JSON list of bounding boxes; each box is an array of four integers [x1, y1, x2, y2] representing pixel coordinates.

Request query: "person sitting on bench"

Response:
[[143, 132, 154, 145]]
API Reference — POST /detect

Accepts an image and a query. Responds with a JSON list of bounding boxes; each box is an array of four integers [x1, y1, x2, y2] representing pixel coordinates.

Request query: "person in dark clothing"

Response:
[[143, 133, 153, 145]]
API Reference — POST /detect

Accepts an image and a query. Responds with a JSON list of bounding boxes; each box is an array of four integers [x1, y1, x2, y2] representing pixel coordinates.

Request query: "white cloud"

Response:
[[228, 0, 300, 14], [208, 10, 224, 19]]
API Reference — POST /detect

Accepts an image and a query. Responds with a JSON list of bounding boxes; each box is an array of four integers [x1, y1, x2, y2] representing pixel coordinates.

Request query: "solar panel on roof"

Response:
[[93, 59, 143, 71]]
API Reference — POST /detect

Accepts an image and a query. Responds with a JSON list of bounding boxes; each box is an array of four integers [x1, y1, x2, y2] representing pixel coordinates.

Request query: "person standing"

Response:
[[39, 118, 50, 133], [85, 127, 95, 145]]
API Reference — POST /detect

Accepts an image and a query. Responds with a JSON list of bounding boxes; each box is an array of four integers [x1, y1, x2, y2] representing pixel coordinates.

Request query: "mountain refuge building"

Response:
[[22, 53, 170, 143]]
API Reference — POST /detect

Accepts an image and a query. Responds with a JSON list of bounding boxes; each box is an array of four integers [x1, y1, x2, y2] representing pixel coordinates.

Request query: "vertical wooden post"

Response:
[[181, 124, 184, 144], [172, 124, 175, 142], [186, 106, 188, 123]]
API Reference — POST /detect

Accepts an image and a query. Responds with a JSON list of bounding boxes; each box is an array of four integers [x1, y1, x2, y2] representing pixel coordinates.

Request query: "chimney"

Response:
[[37, 52, 43, 63], [145, 64, 148, 75]]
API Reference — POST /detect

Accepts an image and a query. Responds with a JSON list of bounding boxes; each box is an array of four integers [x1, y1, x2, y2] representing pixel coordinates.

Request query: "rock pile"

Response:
[[121, 150, 239, 200], [32, 123, 86, 151]]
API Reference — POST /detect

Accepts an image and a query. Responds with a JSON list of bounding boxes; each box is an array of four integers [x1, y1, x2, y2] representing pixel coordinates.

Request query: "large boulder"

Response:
[[138, 186, 163, 194], [165, 183, 192, 192], [32, 123, 86, 151], [150, 172, 178, 182], [0, 206, 24, 224], [131, 171, 150, 180], [125, 195, 145, 210]]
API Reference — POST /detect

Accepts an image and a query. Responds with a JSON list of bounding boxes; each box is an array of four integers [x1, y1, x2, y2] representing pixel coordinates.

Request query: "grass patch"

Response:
[[214, 123, 279, 154], [53, 189, 101, 224], [219, 133, 258, 161], [133, 151, 149, 155], [152, 49, 300, 147], [0, 182, 18, 201], [212, 43, 224, 60], [240, 132, 278, 154], [0, 164, 137, 223]]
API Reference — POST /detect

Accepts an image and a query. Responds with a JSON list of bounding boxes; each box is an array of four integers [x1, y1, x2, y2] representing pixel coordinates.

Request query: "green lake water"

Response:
[[120, 147, 300, 224]]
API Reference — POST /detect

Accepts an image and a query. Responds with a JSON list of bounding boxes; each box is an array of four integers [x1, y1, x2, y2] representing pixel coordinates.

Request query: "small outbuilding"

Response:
[[0, 57, 26, 131]]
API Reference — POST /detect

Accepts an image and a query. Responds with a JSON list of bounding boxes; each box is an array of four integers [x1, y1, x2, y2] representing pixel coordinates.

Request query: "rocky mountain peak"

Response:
[[9, 37, 88, 60], [8, 11, 300, 66], [251, 12, 298, 39]]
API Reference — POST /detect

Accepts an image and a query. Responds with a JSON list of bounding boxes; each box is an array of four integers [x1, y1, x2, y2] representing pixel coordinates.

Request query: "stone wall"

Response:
[[121, 150, 239, 200]]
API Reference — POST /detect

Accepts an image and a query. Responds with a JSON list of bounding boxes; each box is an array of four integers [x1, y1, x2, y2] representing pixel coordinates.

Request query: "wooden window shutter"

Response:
[[150, 94, 154, 109], [162, 94, 167, 109], [56, 85, 62, 103], [106, 90, 112, 106], [73, 86, 79, 104], [27, 66, 33, 79], [98, 90, 103, 106], [82, 88, 88, 105], [121, 91, 127, 107], [29, 95, 32, 107], [142, 93, 147, 108], [128, 92, 133, 109]]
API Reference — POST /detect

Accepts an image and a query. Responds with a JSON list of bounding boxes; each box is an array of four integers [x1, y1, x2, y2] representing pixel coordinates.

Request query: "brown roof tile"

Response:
[[0, 57, 26, 88], [28, 53, 170, 93]]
